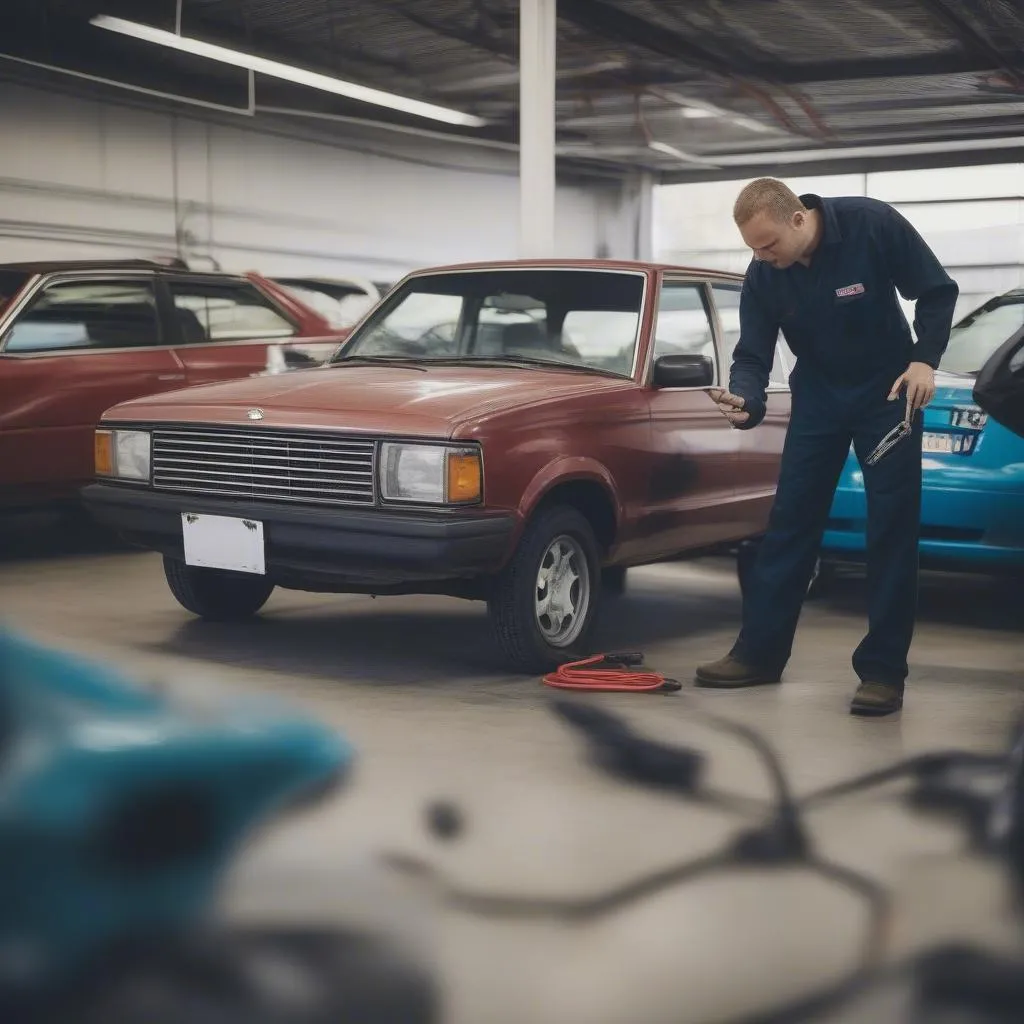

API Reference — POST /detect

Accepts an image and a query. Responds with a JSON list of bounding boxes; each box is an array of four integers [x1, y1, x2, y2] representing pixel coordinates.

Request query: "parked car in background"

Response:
[[819, 288, 1024, 585], [269, 275, 382, 331], [0, 260, 350, 512], [85, 259, 793, 672]]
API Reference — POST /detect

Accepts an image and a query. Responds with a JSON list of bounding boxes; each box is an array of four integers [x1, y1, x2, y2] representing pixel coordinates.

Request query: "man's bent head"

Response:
[[733, 178, 819, 269]]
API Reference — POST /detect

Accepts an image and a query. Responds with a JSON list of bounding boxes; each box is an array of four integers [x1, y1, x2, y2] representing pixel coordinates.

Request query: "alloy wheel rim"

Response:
[[535, 533, 590, 647]]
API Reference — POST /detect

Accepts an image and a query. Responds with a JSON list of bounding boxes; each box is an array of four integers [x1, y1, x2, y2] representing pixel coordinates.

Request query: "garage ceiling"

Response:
[[3, 0, 1024, 182]]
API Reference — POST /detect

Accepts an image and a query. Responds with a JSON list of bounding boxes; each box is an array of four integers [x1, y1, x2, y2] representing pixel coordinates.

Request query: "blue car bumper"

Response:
[[822, 393, 1024, 571]]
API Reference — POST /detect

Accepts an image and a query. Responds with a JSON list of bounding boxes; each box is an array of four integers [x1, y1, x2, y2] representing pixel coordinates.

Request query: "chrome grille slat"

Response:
[[151, 427, 376, 506], [154, 458, 373, 477], [157, 436, 373, 454]]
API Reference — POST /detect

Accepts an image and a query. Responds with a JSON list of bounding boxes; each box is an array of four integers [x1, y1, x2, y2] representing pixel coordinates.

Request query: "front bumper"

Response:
[[83, 483, 518, 587]]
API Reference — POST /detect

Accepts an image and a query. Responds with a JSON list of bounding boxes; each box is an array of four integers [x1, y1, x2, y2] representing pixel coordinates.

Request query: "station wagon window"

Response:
[[0, 270, 30, 316], [337, 269, 645, 377], [940, 295, 1024, 375], [2, 278, 161, 353], [710, 283, 793, 387], [168, 281, 296, 343]]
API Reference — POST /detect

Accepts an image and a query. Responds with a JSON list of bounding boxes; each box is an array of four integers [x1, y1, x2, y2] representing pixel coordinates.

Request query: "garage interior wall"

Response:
[[654, 166, 1024, 323], [0, 81, 646, 281]]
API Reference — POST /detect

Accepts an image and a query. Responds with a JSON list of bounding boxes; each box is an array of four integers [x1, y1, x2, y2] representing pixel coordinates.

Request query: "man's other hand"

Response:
[[708, 387, 750, 427], [888, 361, 936, 417]]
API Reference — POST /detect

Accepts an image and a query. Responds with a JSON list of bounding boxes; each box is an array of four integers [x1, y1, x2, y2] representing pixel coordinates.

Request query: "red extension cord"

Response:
[[541, 653, 681, 693]]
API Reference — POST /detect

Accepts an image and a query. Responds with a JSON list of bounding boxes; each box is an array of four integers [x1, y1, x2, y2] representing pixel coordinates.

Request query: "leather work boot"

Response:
[[850, 681, 904, 716], [694, 654, 781, 689]]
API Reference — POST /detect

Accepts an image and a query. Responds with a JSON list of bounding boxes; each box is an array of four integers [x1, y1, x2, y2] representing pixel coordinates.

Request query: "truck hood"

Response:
[[103, 363, 634, 437]]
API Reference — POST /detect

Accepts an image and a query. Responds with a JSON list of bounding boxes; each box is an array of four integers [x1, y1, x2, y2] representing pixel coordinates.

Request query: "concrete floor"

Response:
[[2, 517, 1023, 1023]]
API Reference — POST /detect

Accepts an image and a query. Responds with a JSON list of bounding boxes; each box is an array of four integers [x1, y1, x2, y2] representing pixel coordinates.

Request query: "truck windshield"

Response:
[[940, 294, 1024, 375], [333, 268, 647, 378]]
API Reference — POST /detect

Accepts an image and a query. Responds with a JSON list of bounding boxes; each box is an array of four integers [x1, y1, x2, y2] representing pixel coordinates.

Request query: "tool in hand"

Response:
[[865, 400, 917, 466]]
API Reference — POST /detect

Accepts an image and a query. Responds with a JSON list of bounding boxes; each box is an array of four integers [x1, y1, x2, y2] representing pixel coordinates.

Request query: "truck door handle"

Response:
[[158, 373, 186, 381]]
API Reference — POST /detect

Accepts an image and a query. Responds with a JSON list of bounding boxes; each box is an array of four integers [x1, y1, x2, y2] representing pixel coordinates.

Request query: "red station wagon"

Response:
[[84, 260, 794, 672], [0, 261, 349, 512]]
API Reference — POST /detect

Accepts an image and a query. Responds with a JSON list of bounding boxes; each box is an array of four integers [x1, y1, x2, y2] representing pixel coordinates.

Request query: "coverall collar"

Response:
[[799, 193, 843, 245]]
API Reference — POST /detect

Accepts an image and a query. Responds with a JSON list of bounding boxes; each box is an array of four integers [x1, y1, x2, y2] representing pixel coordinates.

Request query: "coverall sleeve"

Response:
[[727, 273, 780, 430], [878, 207, 959, 370]]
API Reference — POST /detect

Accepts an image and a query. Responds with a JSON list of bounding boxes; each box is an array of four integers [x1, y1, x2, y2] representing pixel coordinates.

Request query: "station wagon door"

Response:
[[163, 277, 308, 385], [708, 281, 793, 536], [0, 274, 186, 507], [638, 277, 743, 559]]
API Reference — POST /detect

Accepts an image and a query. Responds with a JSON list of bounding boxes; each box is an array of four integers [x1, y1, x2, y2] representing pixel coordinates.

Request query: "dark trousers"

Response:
[[731, 370, 923, 688]]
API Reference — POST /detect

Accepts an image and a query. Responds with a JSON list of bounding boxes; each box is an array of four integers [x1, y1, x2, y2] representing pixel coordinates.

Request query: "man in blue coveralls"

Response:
[[696, 178, 959, 716]]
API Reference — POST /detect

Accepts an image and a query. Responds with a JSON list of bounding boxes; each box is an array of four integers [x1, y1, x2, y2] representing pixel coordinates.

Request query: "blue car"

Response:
[[820, 289, 1024, 581]]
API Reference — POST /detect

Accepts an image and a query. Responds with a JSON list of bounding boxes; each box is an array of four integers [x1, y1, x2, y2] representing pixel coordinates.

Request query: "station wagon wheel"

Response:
[[535, 534, 591, 647], [488, 504, 601, 675]]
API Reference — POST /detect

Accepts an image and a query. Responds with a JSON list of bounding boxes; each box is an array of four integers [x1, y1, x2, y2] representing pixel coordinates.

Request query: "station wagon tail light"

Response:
[[95, 428, 152, 482], [379, 443, 482, 504], [949, 405, 988, 429]]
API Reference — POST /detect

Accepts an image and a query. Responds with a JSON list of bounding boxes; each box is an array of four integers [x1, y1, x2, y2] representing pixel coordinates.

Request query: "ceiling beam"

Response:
[[556, 0, 744, 78], [913, 0, 1024, 85], [656, 134, 1024, 184], [770, 51, 1014, 84]]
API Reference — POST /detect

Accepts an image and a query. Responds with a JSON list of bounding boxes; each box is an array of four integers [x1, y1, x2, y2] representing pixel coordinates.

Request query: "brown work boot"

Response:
[[850, 681, 904, 716], [694, 654, 781, 689]]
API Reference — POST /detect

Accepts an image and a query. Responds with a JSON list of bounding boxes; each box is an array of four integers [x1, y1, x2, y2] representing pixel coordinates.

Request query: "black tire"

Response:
[[163, 556, 275, 621], [488, 504, 601, 675], [601, 565, 627, 596]]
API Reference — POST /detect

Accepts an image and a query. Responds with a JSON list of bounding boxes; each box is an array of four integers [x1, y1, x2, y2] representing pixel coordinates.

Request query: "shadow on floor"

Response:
[[0, 508, 133, 564], [146, 582, 742, 688], [813, 567, 1022, 634]]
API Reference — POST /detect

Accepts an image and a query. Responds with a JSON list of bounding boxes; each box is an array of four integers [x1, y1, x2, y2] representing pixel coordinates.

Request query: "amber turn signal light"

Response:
[[94, 430, 114, 476], [447, 451, 482, 503]]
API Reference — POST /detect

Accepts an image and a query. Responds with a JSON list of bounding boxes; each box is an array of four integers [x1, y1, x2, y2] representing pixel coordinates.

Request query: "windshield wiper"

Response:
[[329, 355, 428, 372]]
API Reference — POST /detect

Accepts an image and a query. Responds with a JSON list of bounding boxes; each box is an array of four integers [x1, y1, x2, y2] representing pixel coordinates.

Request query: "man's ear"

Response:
[[791, 210, 805, 230]]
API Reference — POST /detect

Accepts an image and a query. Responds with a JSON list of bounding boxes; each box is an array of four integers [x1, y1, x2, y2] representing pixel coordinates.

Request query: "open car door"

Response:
[[973, 326, 1024, 440]]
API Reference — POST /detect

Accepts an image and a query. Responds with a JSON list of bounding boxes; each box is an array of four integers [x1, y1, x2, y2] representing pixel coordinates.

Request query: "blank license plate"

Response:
[[182, 513, 265, 574], [922, 432, 967, 454]]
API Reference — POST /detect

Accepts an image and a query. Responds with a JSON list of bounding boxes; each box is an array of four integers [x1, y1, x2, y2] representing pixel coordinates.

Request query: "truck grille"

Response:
[[151, 427, 376, 506]]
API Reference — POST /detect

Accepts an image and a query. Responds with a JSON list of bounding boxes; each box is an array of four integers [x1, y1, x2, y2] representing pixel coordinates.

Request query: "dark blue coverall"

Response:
[[729, 194, 959, 689]]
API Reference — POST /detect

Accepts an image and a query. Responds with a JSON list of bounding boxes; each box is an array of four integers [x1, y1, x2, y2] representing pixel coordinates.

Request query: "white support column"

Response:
[[633, 170, 655, 260], [518, 0, 556, 257]]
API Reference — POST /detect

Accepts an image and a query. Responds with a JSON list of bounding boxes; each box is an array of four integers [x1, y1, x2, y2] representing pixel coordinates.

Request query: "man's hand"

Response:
[[888, 361, 936, 418], [708, 387, 749, 427]]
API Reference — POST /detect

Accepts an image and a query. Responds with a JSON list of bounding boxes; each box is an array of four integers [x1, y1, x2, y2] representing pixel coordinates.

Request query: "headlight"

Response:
[[95, 429, 151, 482], [379, 443, 482, 504]]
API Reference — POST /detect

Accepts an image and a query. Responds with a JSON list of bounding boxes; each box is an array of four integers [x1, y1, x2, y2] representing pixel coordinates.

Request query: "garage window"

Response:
[[2, 278, 161, 353], [169, 281, 296, 343]]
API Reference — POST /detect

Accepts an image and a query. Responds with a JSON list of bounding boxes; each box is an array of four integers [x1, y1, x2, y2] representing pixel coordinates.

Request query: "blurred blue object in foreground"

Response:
[[0, 627, 353, 1011]]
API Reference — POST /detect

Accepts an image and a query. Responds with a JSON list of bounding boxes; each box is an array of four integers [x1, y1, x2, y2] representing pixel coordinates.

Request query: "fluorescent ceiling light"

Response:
[[680, 107, 715, 119], [647, 140, 719, 168], [90, 14, 487, 128]]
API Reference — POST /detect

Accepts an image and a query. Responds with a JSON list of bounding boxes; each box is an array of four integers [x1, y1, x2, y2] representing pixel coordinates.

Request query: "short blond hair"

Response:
[[733, 178, 806, 226]]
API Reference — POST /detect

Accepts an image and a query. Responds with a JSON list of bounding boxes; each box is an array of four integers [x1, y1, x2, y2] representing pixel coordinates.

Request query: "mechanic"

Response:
[[695, 178, 959, 716]]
